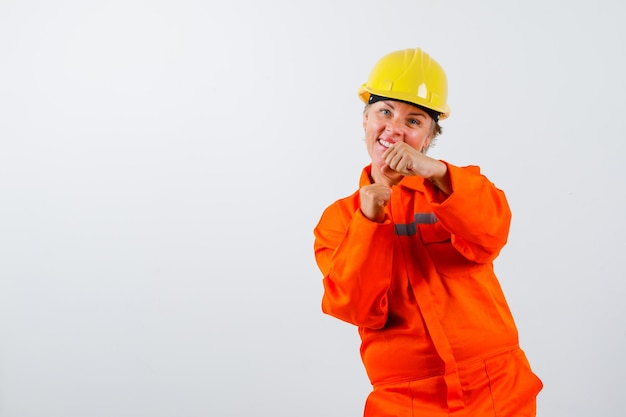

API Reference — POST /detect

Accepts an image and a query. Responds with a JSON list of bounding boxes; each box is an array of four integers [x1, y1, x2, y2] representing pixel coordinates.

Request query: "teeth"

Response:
[[379, 139, 392, 148]]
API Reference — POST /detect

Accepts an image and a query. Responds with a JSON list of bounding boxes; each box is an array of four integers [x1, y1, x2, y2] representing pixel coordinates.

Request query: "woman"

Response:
[[313, 48, 543, 416]]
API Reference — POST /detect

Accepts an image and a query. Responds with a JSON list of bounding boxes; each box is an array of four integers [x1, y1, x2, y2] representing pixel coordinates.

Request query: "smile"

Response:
[[378, 138, 392, 149]]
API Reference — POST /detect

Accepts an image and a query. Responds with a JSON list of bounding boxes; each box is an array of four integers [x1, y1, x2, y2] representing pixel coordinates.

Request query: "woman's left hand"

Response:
[[382, 142, 452, 194], [382, 142, 439, 178]]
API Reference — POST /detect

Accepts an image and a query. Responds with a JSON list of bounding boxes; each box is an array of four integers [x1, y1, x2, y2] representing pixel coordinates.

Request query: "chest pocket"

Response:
[[418, 221, 487, 278]]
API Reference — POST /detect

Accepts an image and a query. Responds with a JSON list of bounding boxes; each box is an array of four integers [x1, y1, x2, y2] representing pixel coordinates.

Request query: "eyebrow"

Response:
[[382, 101, 429, 118]]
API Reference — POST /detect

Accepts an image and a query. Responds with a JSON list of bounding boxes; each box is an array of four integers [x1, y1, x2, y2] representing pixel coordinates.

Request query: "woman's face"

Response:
[[363, 100, 434, 170]]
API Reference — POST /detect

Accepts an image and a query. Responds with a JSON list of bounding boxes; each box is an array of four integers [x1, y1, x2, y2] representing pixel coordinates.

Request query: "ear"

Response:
[[421, 136, 434, 153], [362, 108, 369, 131]]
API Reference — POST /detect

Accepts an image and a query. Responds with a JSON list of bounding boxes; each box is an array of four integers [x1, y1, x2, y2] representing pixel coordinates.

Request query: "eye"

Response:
[[408, 118, 421, 126], [379, 108, 391, 116]]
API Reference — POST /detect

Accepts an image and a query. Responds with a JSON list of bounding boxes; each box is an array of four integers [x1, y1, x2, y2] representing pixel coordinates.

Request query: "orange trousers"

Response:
[[363, 349, 542, 417]]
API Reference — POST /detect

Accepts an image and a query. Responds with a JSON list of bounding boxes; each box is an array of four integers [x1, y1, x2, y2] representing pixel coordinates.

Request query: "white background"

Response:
[[1, 1, 625, 416]]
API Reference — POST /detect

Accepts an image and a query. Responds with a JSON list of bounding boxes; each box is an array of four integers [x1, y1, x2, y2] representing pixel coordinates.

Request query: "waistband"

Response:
[[371, 345, 521, 389]]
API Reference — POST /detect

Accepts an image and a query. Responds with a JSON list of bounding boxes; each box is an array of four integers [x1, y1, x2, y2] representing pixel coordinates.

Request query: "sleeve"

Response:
[[423, 162, 512, 264], [313, 201, 395, 329]]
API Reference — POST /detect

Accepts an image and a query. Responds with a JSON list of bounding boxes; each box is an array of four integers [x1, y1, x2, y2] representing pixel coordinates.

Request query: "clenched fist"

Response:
[[381, 142, 452, 195], [383, 142, 438, 177], [359, 183, 392, 223]]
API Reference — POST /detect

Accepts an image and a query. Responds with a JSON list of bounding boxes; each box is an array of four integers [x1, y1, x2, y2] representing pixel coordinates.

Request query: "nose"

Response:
[[385, 117, 404, 137]]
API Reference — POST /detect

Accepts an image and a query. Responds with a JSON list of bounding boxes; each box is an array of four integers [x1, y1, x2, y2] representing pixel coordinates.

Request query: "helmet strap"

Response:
[[368, 94, 440, 122]]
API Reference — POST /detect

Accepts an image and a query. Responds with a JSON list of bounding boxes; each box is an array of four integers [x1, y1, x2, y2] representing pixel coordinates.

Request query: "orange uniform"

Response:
[[314, 163, 543, 416]]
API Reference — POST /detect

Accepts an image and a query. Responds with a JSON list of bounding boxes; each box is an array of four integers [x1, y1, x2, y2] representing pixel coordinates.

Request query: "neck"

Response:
[[371, 164, 403, 187]]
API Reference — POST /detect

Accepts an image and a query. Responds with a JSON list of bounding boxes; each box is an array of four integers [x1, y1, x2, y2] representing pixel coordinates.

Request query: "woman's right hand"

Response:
[[359, 184, 392, 223]]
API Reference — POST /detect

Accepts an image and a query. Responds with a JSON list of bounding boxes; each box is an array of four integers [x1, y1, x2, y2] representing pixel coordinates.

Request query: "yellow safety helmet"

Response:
[[358, 48, 450, 120]]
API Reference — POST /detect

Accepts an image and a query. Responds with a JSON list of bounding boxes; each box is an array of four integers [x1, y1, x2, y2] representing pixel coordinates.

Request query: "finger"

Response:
[[385, 153, 404, 171], [382, 142, 398, 159], [381, 164, 396, 176], [378, 192, 391, 207]]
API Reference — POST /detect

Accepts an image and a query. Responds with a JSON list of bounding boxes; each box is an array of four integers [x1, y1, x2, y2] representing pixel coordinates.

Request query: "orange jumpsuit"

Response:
[[314, 163, 543, 417]]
